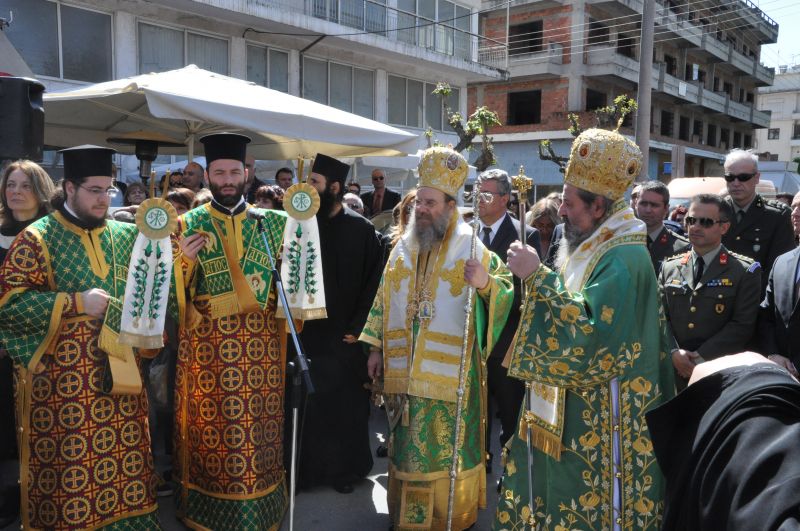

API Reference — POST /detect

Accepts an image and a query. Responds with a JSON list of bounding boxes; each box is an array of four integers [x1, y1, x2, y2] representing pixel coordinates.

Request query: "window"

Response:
[[586, 89, 607, 111], [139, 23, 228, 75], [246, 45, 289, 93], [679, 116, 690, 141], [588, 20, 610, 45], [303, 58, 375, 119], [720, 128, 730, 149], [768, 128, 780, 140], [387, 75, 460, 131], [693, 119, 703, 139], [507, 90, 541, 125], [723, 82, 733, 97], [664, 55, 677, 77], [509, 21, 543, 56], [743, 134, 752, 148], [617, 33, 635, 58], [794, 122, 800, 140], [395, 1, 470, 59], [4, 0, 112, 82], [733, 131, 741, 147], [660, 110, 674, 137], [706, 123, 717, 147]]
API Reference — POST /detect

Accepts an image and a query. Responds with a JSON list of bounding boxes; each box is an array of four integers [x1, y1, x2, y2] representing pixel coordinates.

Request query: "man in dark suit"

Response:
[[758, 192, 800, 376], [361, 168, 401, 218], [636, 180, 688, 273], [721, 149, 794, 293], [476, 169, 541, 469]]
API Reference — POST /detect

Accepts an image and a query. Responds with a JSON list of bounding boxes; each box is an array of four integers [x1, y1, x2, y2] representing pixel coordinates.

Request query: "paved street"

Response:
[[2, 403, 504, 530]]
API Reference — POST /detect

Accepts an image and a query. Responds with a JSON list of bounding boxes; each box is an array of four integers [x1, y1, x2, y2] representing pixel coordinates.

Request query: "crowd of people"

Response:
[[0, 127, 799, 531]]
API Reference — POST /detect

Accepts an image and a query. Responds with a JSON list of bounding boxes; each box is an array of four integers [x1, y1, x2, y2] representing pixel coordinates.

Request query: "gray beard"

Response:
[[405, 208, 451, 253], [553, 220, 599, 270]]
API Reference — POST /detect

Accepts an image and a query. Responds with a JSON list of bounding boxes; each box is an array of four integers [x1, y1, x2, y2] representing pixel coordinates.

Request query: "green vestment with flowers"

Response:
[[494, 207, 675, 531], [360, 218, 514, 531]]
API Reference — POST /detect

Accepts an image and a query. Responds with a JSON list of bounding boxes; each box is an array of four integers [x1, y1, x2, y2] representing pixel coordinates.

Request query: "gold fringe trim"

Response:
[[519, 420, 564, 461], [383, 377, 409, 395], [408, 377, 458, 403], [209, 293, 240, 320], [118, 330, 165, 349], [275, 305, 328, 321]]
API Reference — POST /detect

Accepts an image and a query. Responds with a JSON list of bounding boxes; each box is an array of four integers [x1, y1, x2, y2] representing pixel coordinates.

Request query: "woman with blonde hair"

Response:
[[389, 189, 416, 246], [526, 197, 560, 259]]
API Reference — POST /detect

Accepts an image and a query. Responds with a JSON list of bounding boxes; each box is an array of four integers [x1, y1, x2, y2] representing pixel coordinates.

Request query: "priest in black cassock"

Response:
[[296, 154, 383, 493]]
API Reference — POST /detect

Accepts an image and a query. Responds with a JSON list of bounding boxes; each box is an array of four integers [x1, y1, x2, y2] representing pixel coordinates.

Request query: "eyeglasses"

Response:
[[724, 172, 756, 183], [78, 184, 119, 197], [685, 216, 727, 228]]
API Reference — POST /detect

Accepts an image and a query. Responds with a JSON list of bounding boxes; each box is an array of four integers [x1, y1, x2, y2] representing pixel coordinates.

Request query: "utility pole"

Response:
[[635, 0, 655, 180]]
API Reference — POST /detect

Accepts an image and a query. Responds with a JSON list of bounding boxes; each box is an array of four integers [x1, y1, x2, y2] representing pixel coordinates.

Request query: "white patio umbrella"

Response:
[[43, 65, 419, 160]]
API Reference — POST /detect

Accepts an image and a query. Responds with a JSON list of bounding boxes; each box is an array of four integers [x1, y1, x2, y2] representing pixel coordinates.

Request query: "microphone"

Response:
[[247, 208, 267, 220]]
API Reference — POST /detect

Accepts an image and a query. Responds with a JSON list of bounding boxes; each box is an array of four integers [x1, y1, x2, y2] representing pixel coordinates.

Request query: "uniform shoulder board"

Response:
[[747, 261, 761, 273], [729, 251, 755, 264], [668, 229, 688, 242], [663, 252, 685, 262], [764, 198, 791, 213]]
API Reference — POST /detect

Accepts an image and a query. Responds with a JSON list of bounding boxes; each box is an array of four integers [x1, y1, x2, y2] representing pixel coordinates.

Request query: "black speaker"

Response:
[[0, 76, 45, 161]]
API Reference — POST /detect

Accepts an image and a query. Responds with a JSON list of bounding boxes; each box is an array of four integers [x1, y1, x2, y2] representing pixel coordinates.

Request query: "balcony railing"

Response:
[[257, 0, 508, 70]]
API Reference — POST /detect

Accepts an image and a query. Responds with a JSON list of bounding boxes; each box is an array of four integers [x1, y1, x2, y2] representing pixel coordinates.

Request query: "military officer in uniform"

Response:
[[660, 194, 761, 388], [635, 180, 688, 272], [721, 149, 794, 292]]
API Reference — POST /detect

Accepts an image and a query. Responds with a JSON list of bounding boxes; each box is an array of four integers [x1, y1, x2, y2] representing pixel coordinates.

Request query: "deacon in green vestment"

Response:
[[496, 129, 676, 531], [0, 146, 162, 530], [360, 147, 514, 531]]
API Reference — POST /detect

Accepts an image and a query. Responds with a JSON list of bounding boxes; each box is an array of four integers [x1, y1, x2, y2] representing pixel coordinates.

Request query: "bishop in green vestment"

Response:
[[496, 129, 676, 531], [360, 147, 514, 531]]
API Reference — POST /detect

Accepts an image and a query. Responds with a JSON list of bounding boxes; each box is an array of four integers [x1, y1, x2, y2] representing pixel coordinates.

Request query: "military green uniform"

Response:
[[723, 194, 794, 291], [660, 246, 761, 385], [648, 225, 689, 273]]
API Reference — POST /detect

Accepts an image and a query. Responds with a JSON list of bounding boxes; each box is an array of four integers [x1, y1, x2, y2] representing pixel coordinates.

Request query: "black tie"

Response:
[[647, 235, 654, 249], [736, 210, 744, 224], [482, 226, 492, 248], [694, 256, 705, 286]]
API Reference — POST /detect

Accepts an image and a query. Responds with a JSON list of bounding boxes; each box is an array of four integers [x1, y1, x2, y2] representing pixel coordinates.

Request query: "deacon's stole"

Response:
[[371, 216, 513, 403], [175, 204, 287, 323]]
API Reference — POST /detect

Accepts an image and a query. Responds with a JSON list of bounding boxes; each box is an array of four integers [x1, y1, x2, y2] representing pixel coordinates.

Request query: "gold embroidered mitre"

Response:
[[564, 128, 642, 201], [418, 146, 468, 197]]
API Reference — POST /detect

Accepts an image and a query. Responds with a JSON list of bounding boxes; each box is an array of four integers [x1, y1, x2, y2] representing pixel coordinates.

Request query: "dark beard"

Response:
[[317, 185, 339, 219], [208, 181, 245, 207], [563, 218, 597, 254], [69, 200, 107, 229]]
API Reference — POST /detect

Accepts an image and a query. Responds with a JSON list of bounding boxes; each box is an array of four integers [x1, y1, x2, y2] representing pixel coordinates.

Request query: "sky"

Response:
[[758, 0, 800, 68]]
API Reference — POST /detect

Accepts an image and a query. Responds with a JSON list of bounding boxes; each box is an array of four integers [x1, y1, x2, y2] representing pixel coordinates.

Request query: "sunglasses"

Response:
[[372, 176, 384, 181], [685, 216, 727, 228], [724, 172, 756, 182]]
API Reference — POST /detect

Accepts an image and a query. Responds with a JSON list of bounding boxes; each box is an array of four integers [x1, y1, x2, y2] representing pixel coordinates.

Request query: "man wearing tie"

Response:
[[360, 168, 401, 217], [758, 191, 800, 376], [475, 169, 541, 469], [635, 181, 688, 273], [659, 194, 761, 388]]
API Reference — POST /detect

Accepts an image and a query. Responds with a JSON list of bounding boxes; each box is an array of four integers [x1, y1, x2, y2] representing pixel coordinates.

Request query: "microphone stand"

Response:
[[252, 216, 314, 531]]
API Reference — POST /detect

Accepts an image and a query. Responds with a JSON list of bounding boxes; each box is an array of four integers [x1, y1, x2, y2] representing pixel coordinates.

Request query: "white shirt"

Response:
[[479, 214, 507, 246]]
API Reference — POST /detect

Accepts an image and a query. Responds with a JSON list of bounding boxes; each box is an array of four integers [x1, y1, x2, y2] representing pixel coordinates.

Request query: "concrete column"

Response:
[[288, 49, 301, 97], [114, 11, 137, 78], [567, 0, 586, 112], [375, 68, 388, 123], [230, 36, 246, 79]]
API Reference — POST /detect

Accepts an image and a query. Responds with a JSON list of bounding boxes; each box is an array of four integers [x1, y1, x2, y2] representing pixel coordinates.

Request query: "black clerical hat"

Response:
[[59, 145, 116, 182], [200, 133, 251, 165], [311, 153, 350, 185]]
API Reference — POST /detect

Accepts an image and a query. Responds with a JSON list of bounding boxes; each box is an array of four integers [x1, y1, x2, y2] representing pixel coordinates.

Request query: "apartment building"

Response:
[[473, 0, 777, 189], [2, 0, 507, 179], [756, 65, 800, 163]]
